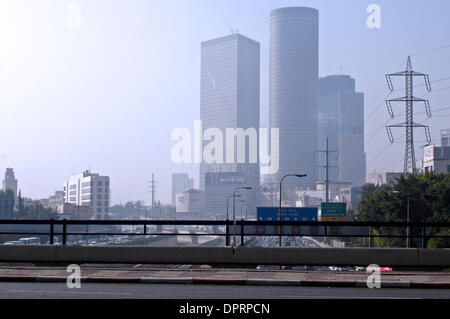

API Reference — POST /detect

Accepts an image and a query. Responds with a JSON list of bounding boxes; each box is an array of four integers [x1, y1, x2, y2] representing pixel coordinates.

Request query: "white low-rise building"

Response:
[[176, 189, 204, 218], [64, 170, 110, 220]]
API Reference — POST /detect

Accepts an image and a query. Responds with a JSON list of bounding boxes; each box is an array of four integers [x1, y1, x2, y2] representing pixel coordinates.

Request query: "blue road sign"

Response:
[[257, 207, 318, 222]]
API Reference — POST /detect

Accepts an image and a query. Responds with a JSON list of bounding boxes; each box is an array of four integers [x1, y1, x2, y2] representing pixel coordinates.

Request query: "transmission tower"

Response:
[[385, 56, 432, 175], [316, 137, 338, 203]]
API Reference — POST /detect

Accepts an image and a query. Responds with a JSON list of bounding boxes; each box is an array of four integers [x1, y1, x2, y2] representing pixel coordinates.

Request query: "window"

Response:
[[97, 208, 102, 213], [70, 184, 77, 190], [447, 165, 450, 173], [69, 191, 76, 196], [97, 188, 103, 193], [97, 194, 102, 200], [97, 181, 103, 186]]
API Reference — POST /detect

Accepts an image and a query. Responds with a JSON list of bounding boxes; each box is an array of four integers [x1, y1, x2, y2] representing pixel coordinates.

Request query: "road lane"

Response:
[[0, 282, 449, 299]]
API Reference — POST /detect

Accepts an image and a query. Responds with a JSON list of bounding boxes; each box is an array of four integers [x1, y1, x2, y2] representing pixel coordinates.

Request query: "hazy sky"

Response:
[[0, 0, 449, 204]]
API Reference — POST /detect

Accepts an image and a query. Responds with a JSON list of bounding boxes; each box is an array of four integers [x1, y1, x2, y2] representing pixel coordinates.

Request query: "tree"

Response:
[[427, 230, 450, 248], [0, 189, 15, 219], [357, 173, 450, 248], [361, 183, 382, 200], [13, 199, 58, 220]]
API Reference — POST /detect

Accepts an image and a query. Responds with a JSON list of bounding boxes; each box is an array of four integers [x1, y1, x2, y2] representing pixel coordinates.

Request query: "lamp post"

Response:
[[233, 186, 252, 249], [226, 194, 240, 246], [406, 194, 411, 248], [279, 174, 307, 247], [226, 194, 241, 220]]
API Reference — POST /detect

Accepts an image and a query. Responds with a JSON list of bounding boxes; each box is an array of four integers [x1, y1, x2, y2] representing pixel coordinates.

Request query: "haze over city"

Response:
[[0, 0, 449, 306], [1, 0, 449, 204]]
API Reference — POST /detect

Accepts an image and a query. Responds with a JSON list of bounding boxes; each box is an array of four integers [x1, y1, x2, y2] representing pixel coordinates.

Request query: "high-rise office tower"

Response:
[[338, 83, 365, 187], [318, 75, 365, 187], [318, 75, 356, 182], [269, 7, 319, 191], [200, 33, 260, 218], [2, 168, 18, 198]]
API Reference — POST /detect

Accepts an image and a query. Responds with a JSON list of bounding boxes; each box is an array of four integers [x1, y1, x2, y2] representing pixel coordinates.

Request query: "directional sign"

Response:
[[321, 203, 347, 221], [256, 207, 319, 236], [257, 207, 318, 222]]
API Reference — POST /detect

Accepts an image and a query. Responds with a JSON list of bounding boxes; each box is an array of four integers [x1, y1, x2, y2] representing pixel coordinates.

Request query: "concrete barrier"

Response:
[[0, 245, 449, 267]]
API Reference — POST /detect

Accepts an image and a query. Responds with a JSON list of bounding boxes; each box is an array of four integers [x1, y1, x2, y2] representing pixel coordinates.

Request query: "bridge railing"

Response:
[[0, 219, 448, 248]]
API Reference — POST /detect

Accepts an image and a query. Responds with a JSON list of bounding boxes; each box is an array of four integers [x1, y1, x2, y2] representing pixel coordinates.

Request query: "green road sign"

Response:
[[321, 202, 347, 218]]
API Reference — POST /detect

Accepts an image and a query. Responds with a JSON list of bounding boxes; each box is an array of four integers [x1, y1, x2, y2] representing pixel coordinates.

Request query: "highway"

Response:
[[1, 282, 449, 299]]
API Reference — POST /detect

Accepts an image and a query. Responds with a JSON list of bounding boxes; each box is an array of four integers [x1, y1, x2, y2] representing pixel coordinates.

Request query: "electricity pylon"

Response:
[[385, 56, 432, 175]]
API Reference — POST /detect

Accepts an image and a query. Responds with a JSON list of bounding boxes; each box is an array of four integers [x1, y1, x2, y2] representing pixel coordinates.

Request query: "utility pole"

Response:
[[385, 56, 432, 175], [317, 137, 338, 202], [147, 174, 157, 220]]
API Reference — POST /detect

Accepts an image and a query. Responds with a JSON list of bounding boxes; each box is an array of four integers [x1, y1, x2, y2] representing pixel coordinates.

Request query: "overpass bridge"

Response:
[[0, 245, 449, 268], [0, 219, 449, 268]]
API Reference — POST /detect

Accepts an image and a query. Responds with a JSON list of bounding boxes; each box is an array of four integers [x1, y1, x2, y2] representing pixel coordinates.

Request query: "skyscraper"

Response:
[[269, 7, 319, 190], [318, 75, 356, 183], [2, 168, 18, 198], [318, 75, 365, 187], [200, 33, 260, 217]]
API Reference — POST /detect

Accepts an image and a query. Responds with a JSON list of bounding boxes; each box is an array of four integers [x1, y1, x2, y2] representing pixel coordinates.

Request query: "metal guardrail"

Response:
[[0, 219, 449, 248]]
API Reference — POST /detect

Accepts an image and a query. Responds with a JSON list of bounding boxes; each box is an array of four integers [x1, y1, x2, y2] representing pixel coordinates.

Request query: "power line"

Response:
[[392, 75, 450, 91], [410, 43, 450, 57], [432, 85, 450, 93], [364, 61, 407, 123], [414, 106, 450, 115]]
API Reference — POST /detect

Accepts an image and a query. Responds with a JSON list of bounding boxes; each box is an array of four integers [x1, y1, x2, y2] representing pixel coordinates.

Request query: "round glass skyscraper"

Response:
[[269, 7, 319, 190]]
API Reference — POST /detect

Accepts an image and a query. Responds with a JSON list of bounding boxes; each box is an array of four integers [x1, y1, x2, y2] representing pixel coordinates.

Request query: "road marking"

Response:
[[8, 290, 133, 296], [280, 295, 419, 300]]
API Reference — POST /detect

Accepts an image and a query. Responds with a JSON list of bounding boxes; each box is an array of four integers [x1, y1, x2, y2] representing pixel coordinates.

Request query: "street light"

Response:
[[226, 194, 241, 247], [233, 186, 252, 249], [226, 194, 241, 220], [279, 174, 307, 247]]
